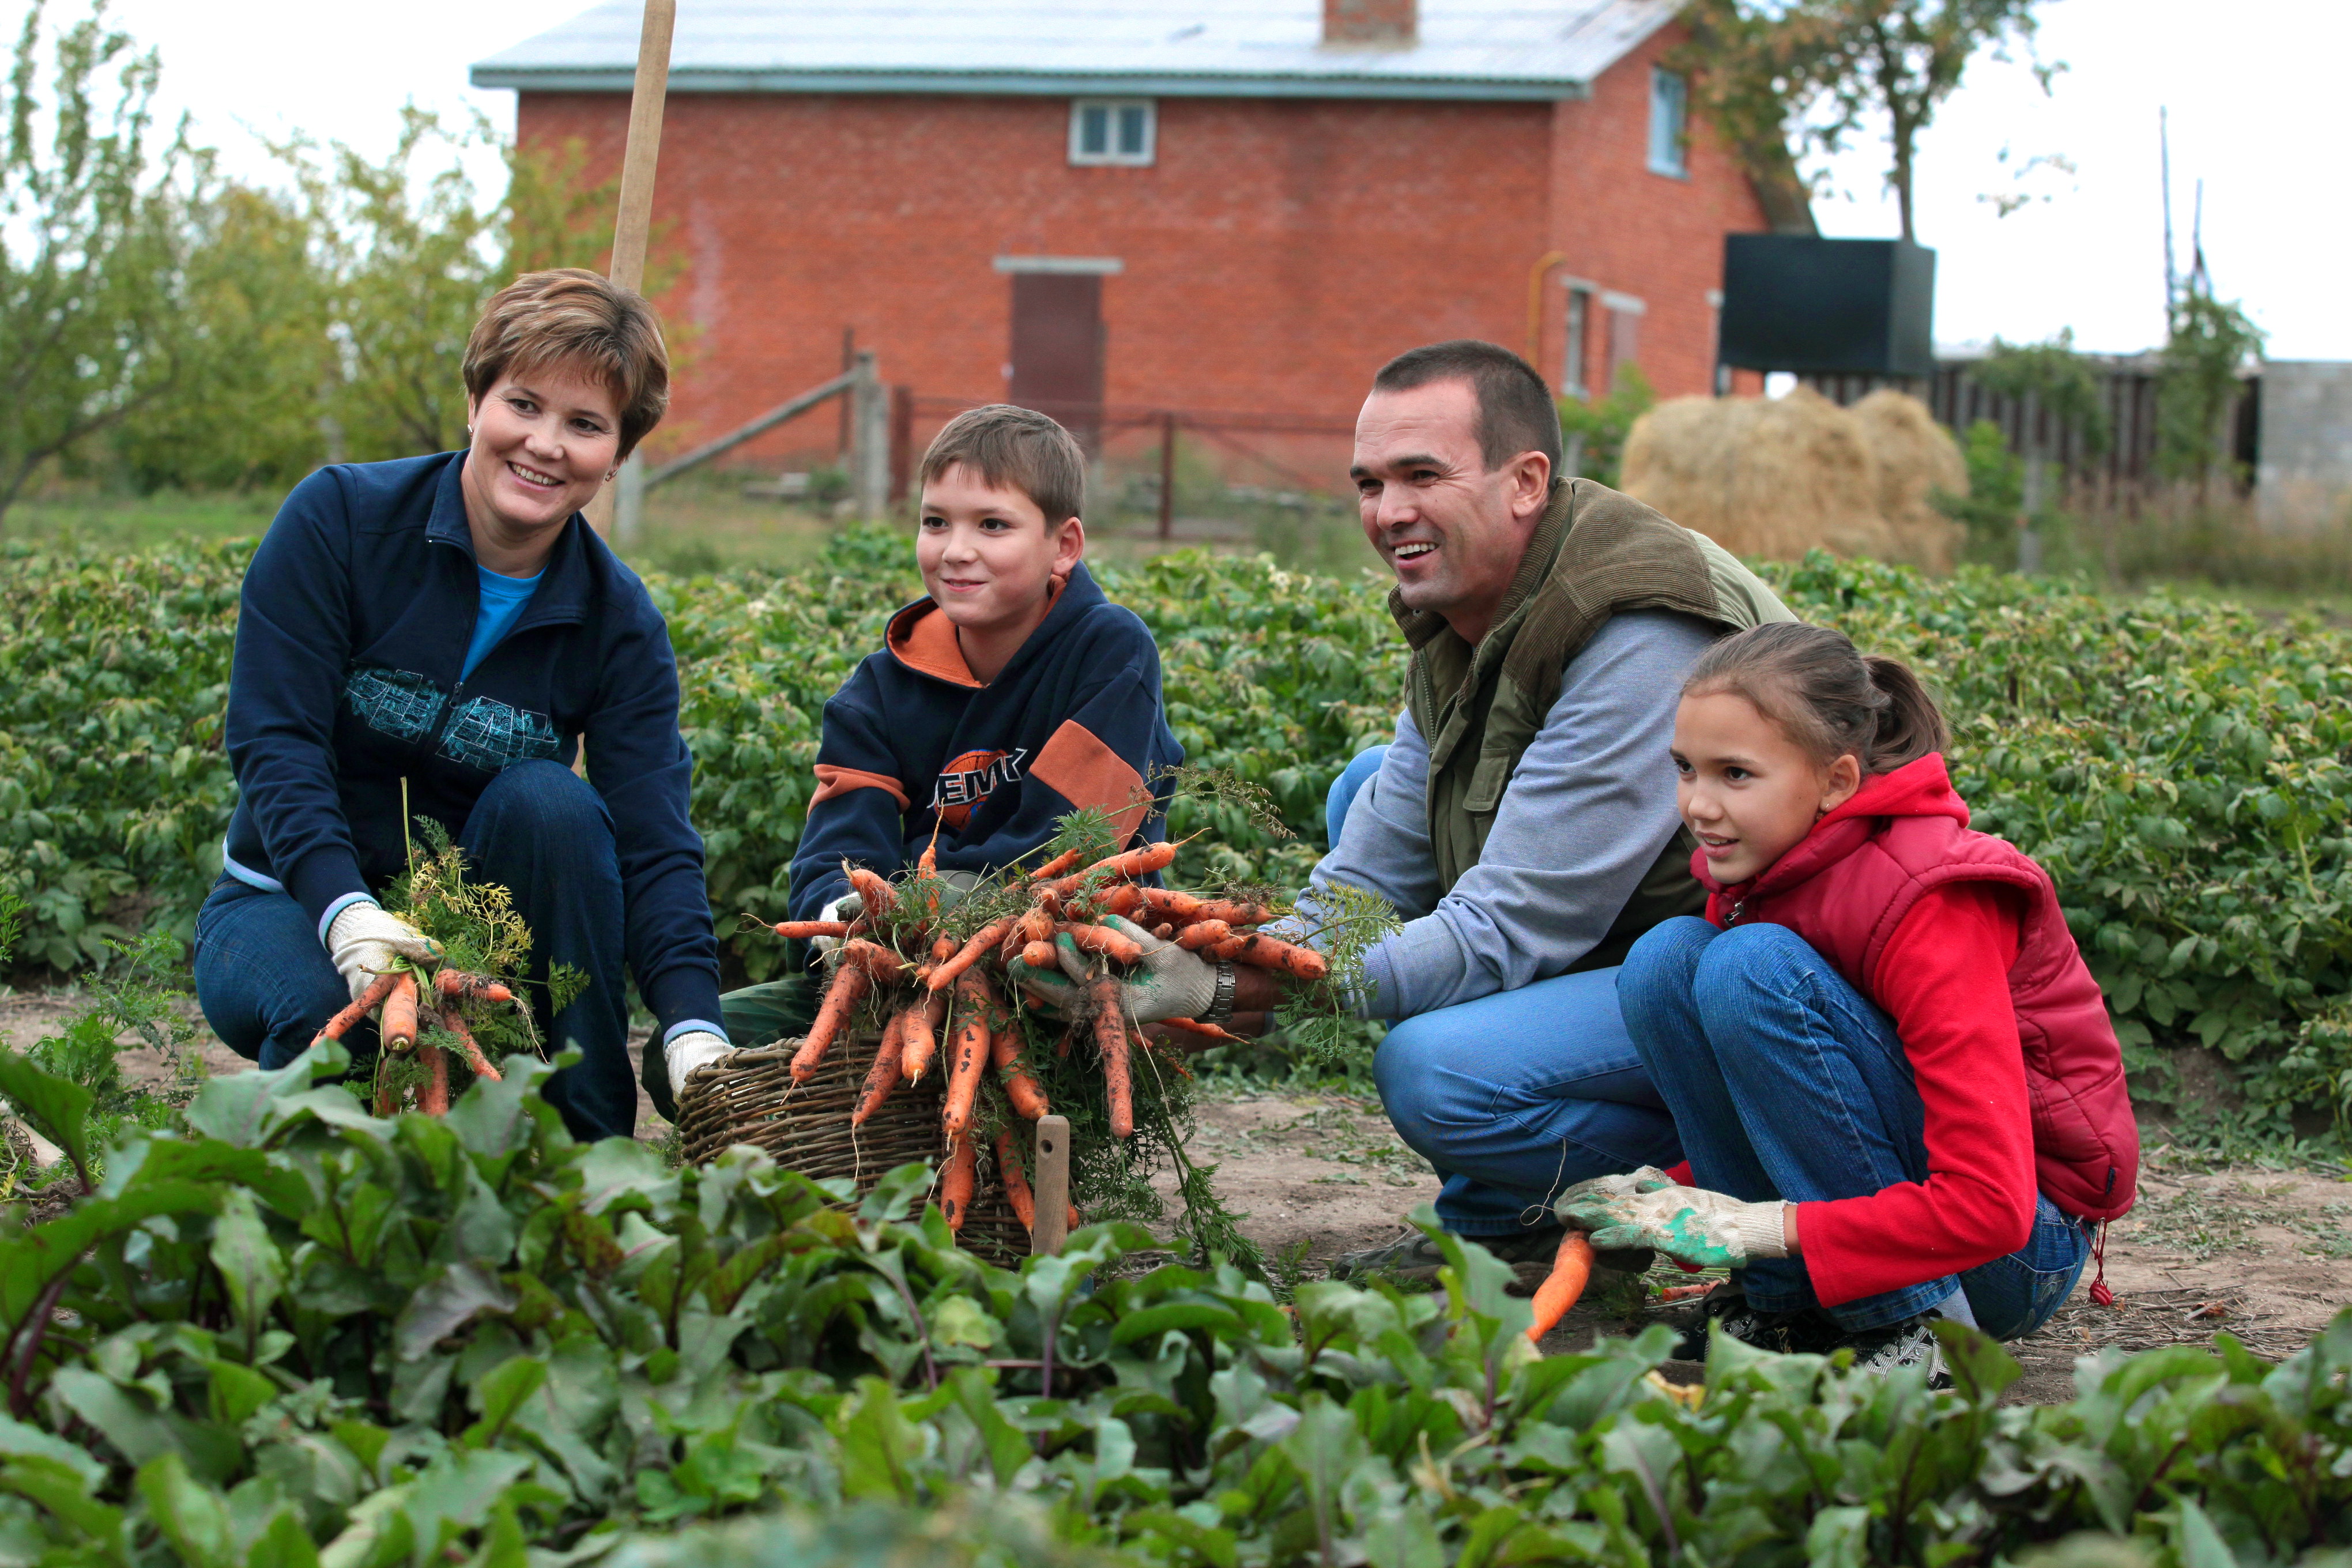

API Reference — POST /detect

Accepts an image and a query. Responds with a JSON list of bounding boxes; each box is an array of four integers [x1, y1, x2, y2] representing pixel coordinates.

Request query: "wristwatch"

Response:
[[1199, 962, 1237, 1026]]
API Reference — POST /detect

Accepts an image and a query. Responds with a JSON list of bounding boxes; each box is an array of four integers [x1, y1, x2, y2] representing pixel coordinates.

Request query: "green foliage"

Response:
[[0, 1, 195, 525], [1973, 330, 2113, 457], [1936, 418, 2028, 566], [1555, 365, 1654, 492], [2, 1046, 2351, 1563], [2158, 286, 2265, 492]]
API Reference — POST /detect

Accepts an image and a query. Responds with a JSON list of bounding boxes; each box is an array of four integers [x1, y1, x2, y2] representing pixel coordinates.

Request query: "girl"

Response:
[[1559, 622, 2137, 1377]]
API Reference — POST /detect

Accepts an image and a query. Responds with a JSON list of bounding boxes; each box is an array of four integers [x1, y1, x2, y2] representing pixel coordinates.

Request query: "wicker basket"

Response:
[[676, 1031, 1032, 1266]]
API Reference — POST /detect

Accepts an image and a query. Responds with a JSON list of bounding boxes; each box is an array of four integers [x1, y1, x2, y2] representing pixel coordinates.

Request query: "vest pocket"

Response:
[[1463, 752, 1513, 815]]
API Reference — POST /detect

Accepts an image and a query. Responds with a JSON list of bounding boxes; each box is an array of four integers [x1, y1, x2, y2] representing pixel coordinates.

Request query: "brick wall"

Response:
[[518, 40, 1766, 469]]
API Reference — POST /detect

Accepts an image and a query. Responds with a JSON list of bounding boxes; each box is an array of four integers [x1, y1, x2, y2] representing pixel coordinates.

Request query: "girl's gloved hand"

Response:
[[324, 901, 444, 1001], [665, 1030, 736, 1105], [1555, 1166, 1789, 1268]]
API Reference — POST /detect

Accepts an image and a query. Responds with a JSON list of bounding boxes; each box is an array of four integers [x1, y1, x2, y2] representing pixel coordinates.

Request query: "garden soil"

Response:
[[7, 994, 2346, 1407]]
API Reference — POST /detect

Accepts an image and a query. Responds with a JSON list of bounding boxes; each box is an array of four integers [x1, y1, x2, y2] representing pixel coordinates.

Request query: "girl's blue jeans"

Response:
[[191, 760, 636, 1144], [1617, 915, 2094, 1338]]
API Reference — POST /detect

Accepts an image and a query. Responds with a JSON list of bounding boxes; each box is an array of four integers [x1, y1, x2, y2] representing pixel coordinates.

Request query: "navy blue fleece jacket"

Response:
[[221, 451, 725, 1039], [787, 563, 1182, 918]]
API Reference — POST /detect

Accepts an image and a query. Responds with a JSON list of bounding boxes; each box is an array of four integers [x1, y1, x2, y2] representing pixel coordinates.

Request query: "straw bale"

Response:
[[1620, 387, 1893, 563], [1850, 389, 1967, 572]]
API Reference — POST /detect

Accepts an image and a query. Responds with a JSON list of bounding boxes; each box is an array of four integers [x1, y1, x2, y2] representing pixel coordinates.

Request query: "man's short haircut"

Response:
[[463, 269, 670, 459], [1372, 340, 1564, 477], [918, 404, 1087, 525]]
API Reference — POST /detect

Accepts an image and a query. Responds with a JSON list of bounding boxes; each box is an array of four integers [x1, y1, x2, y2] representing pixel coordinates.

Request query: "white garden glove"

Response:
[[665, 1030, 737, 1104], [1005, 913, 1219, 1024], [1555, 1166, 1789, 1268], [325, 902, 443, 1001]]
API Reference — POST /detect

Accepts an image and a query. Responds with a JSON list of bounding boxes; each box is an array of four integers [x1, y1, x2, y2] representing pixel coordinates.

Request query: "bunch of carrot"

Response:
[[762, 838, 1331, 1234], [310, 966, 524, 1116]]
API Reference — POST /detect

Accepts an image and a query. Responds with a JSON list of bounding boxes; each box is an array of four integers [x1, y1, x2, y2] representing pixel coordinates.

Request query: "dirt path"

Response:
[[10, 993, 2347, 1402]]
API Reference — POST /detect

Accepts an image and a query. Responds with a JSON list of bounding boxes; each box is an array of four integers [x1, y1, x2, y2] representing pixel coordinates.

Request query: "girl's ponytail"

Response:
[[1860, 655, 1949, 771], [1683, 621, 1949, 776]]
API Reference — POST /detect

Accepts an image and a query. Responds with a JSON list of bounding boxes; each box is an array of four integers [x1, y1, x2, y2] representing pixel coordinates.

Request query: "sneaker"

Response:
[[1330, 1224, 1652, 1284], [1832, 1314, 1950, 1385], [1671, 1282, 1829, 1359]]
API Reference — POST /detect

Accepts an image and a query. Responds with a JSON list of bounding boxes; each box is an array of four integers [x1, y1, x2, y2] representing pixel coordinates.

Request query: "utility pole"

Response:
[[591, 0, 676, 544]]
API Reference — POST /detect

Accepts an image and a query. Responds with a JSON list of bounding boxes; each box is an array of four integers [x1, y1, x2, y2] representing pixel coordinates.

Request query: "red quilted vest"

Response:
[[1697, 755, 2139, 1222]]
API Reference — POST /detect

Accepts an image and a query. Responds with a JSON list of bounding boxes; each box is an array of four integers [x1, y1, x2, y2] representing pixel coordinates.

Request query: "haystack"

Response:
[[1619, 386, 1967, 570], [1850, 389, 1967, 573]]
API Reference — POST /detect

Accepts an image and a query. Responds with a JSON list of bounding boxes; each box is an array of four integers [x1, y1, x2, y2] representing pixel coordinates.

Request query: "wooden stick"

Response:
[[585, 0, 676, 538], [1031, 1114, 1071, 1256]]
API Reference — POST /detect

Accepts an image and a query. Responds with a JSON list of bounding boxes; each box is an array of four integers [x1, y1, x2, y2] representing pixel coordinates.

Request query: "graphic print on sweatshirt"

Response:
[[344, 665, 560, 774], [932, 747, 1029, 830]]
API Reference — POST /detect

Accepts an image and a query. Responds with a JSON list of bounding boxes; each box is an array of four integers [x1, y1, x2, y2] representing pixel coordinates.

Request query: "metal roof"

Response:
[[470, 1, 1680, 101]]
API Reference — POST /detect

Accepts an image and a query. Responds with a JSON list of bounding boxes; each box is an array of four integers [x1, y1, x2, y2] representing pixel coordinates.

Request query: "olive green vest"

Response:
[[1395, 478, 1798, 970]]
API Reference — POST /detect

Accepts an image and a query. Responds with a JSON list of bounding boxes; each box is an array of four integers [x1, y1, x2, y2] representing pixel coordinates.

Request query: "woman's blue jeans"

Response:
[[193, 760, 635, 1143], [1328, 748, 1683, 1238], [1616, 916, 2093, 1339]]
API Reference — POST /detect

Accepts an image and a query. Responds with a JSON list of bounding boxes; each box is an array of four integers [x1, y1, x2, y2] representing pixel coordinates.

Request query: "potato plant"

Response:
[[7, 530, 2352, 1114]]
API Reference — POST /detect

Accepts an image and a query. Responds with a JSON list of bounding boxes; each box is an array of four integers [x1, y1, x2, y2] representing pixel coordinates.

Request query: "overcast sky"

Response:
[[12, 0, 2344, 362]]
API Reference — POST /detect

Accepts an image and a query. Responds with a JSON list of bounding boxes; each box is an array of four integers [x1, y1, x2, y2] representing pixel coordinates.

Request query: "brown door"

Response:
[[1008, 273, 1105, 451]]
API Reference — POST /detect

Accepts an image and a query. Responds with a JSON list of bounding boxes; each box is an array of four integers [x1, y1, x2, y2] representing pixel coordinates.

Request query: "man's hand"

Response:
[[666, 1030, 736, 1105], [324, 902, 443, 1002], [1555, 1166, 1789, 1268], [1005, 913, 1220, 1023]]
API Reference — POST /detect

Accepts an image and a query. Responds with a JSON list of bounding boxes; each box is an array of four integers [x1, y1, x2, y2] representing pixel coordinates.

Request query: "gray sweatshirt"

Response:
[[1295, 609, 1718, 1020]]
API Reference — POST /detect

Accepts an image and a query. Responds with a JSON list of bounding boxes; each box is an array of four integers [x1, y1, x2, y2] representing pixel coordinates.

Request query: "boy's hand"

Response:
[[325, 902, 443, 1001], [1007, 913, 1220, 1023], [1555, 1167, 1789, 1268]]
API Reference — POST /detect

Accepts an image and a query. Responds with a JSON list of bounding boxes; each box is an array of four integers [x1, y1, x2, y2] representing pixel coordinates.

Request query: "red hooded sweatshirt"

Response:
[[1691, 753, 2139, 1306]]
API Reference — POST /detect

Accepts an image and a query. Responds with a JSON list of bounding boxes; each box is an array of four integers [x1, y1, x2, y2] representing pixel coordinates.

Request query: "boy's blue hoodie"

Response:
[[787, 563, 1181, 918], [221, 451, 724, 1040]]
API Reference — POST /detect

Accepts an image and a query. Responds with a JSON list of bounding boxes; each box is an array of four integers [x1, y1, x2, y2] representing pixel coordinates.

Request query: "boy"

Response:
[[655, 404, 1182, 1111]]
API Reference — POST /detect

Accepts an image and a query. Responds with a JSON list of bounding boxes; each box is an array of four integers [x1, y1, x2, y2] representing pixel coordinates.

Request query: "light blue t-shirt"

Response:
[[463, 566, 544, 680]]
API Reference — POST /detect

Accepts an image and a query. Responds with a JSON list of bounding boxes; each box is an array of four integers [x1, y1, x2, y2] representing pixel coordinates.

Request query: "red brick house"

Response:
[[473, 0, 1778, 469]]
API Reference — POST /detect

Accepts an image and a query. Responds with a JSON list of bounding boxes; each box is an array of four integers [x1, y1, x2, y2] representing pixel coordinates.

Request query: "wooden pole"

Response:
[[586, 0, 677, 539], [1031, 1115, 1071, 1256]]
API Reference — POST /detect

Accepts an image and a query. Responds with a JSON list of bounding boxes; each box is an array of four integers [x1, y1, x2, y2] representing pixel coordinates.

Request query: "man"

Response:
[[1032, 340, 1794, 1278]]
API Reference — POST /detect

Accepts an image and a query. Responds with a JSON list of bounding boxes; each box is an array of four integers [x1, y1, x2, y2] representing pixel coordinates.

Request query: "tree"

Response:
[[1677, 0, 2057, 242], [2157, 284, 2262, 500], [0, 1, 193, 529]]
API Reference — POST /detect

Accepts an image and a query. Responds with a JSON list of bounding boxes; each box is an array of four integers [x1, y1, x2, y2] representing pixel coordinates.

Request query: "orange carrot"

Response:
[[1152, 922, 1175, 940], [932, 934, 957, 962], [918, 822, 940, 876], [1027, 847, 1084, 881], [1174, 919, 1233, 952], [902, 988, 951, 1083], [1020, 939, 1057, 968], [770, 919, 851, 941], [847, 866, 897, 918], [1088, 976, 1134, 1139], [1075, 841, 1178, 884], [999, 904, 1056, 962], [1190, 900, 1278, 927], [989, 1014, 1050, 1118], [1096, 883, 1147, 919], [996, 1129, 1037, 1229], [930, 918, 1016, 992], [839, 938, 909, 985], [314, 972, 398, 1047], [443, 1010, 503, 1082], [1138, 887, 1205, 922], [939, 1129, 976, 1231], [418, 1041, 452, 1116], [851, 1010, 910, 1127], [382, 974, 420, 1054], [1061, 923, 1145, 965], [942, 971, 992, 1139], [791, 963, 873, 1081], [1210, 932, 1328, 981], [1156, 1015, 1245, 1045], [434, 968, 515, 1006], [1525, 1232, 1598, 1344], [1068, 1203, 1083, 1231]]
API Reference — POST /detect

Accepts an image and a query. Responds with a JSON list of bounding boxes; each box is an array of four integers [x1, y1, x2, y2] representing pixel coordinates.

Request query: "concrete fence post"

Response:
[[613, 455, 647, 546], [850, 351, 890, 519]]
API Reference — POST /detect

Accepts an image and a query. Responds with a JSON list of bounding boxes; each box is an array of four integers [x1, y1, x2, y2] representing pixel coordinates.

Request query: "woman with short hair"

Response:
[[194, 267, 729, 1139]]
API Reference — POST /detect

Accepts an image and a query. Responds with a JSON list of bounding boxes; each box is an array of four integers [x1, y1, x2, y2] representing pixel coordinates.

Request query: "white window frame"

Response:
[[1069, 99, 1156, 167], [1562, 278, 1597, 397], [1648, 67, 1688, 178]]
